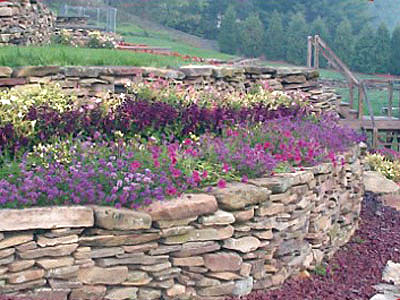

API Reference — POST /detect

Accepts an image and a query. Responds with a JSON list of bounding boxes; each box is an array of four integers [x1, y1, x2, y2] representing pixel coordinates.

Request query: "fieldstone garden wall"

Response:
[[0, 65, 338, 115], [0, 146, 365, 300], [0, 0, 55, 46]]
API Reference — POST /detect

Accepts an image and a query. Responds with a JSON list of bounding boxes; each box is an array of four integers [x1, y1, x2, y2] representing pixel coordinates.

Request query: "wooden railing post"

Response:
[[349, 82, 354, 108], [307, 36, 313, 68], [388, 80, 394, 118], [358, 84, 364, 120], [313, 35, 320, 69]]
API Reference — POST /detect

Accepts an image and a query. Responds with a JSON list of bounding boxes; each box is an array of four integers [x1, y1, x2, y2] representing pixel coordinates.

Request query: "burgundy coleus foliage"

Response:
[[0, 96, 305, 155]]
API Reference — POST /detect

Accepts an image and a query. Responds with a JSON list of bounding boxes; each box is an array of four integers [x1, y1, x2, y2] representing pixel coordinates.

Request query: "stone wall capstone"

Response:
[[0, 0, 54, 46], [0, 146, 365, 300]]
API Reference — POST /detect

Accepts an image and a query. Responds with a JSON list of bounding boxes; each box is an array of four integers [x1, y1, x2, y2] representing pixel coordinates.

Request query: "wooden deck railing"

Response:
[[307, 35, 400, 149]]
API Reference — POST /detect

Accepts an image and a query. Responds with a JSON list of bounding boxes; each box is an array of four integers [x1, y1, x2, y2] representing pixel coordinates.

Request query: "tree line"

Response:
[[219, 7, 400, 75]]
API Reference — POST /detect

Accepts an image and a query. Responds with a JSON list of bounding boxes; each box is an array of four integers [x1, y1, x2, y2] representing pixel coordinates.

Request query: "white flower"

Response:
[[0, 98, 10, 105]]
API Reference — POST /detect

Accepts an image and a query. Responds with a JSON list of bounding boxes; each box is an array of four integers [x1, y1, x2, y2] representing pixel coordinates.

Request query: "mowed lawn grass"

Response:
[[0, 45, 191, 67]]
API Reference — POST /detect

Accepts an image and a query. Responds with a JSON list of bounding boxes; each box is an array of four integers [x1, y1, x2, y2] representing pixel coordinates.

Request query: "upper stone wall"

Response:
[[0, 0, 55, 46], [0, 65, 338, 115]]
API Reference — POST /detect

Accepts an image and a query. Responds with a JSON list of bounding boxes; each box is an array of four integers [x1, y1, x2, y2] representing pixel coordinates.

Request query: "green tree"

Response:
[[352, 25, 376, 73], [333, 18, 354, 66], [286, 12, 309, 65], [265, 11, 285, 60], [374, 23, 391, 73], [390, 24, 400, 75], [218, 5, 238, 54], [238, 13, 265, 57]]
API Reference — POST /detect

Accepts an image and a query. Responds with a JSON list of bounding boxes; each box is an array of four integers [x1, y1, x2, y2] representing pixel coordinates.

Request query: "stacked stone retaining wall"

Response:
[[0, 0, 54, 46], [0, 146, 364, 300], [0, 65, 338, 114]]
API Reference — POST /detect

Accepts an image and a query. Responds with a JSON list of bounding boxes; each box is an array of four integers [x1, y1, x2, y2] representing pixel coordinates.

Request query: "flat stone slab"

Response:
[[364, 171, 400, 195], [0, 207, 94, 231], [141, 194, 217, 221]]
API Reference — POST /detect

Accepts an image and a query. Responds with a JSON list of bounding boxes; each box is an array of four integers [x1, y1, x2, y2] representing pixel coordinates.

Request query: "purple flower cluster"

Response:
[[0, 114, 364, 209]]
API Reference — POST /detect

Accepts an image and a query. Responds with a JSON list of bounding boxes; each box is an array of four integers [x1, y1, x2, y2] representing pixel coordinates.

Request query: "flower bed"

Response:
[[0, 81, 363, 209]]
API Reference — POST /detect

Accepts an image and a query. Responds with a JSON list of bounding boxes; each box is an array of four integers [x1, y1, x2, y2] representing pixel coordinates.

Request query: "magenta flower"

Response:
[[217, 179, 227, 189]]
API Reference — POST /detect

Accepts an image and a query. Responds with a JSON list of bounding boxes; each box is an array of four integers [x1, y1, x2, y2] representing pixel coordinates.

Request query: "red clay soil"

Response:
[[229, 192, 400, 300], [1, 193, 399, 300]]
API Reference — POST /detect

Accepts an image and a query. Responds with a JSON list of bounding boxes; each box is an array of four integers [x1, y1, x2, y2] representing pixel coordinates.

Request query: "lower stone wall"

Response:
[[0, 65, 338, 115], [0, 146, 364, 300]]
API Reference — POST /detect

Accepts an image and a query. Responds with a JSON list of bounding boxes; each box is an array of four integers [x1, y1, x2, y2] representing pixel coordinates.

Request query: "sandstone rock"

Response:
[[383, 260, 400, 285], [0, 7, 13, 17], [19, 243, 78, 259], [148, 245, 181, 256], [36, 257, 74, 270], [13, 66, 60, 77], [180, 65, 214, 77], [94, 206, 152, 230], [138, 288, 161, 300], [233, 277, 253, 296], [172, 241, 221, 258], [70, 285, 107, 300], [0, 234, 33, 250], [140, 261, 171, 272], [166, 284, 186, 297], [149, 278, 174, 289], [97, 253, 168, 267], [37, 234, 78, 247], [211, 183, 271, 210], [249, 177, 292, 194], [79, 233, 159, 247], [154, 217, 197, 229], [253, 230, 273, 240], [123, 270, 151, 286], [364, 171, 400, 195], [256, 203, 285, 217], [48, 279, 82, 289], [78, 266, 128, 285], [124, 243, 158, 254], [0, 247, 15, 259], [197, 277, 220, 287], [213, 67, 244, 78], [172, 256, 204, 267], [46, 265, 79, 279], [14, 289, 69, 300], [15, 241, 37, 252], [244, 66, 276, 75], [197, 282, 235, 297], [2, 279, 46, 293], [8, 269, 45, 284], [105, 287, 138, 300], [142, 194, 217, 221], [233, 208, 255, 222], [164, 226, 234, 244], [204, 252, 242, 272], [0, 207, 93, 231], [89, 247, 124, 258], [162, 226, 193, 237], [240, 263, 252, 277], [282, 75, 307, 84], [208, 272, 242, 280], [0, 78, 26, 87], [0, 254, 14, 265], [7, 260, 35, 272], [0, 66, 12, 78], [199, 210, 235, 226], [223, 237, 261, 253]]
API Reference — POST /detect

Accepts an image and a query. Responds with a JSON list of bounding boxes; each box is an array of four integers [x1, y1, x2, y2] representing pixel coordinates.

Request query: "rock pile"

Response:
[[0, 0, 55, 46]]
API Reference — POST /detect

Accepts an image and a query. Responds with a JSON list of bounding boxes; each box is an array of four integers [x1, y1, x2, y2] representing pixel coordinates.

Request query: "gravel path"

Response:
[[229, 193, 400, 300]]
